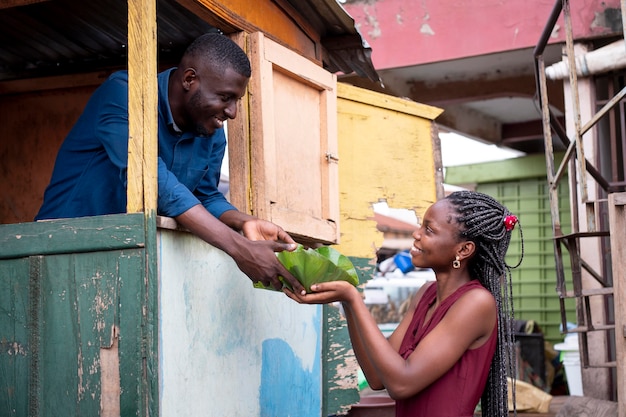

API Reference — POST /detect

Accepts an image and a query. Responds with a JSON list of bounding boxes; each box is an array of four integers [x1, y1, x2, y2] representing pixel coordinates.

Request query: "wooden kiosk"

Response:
[[0, 1, 380, 415]]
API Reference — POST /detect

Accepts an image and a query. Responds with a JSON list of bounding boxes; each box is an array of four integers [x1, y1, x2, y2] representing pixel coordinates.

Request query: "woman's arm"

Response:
[[387, 282, 432, 351], [286, 282, 496, 400]]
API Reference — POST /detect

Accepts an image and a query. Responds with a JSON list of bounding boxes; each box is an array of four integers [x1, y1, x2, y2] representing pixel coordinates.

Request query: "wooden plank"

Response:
[[0, 214, 146, 259], [127, 0, 158, 214], [323, 256, 376, 415], [0, 71, 110, 95], [127, 5, 158, 417], [322, 78, 339, 239], [270, 205, 337, 244], [248, 32, 271, 221], [0, 258, 30, 417], [264, 36, 334, 89], [27, 256, 42, 417], [0, 0, 48, 9], [225, 32, 252, 214], [323, 304, 359, 416], [554, 396, 618, 416], [117, 248, 148, 415], [608, 192, 626, 417], [183, 0, 318, 59], [432, 124, 446, 200], [337, 82, 443, 120], [27, 249, 145, 415]]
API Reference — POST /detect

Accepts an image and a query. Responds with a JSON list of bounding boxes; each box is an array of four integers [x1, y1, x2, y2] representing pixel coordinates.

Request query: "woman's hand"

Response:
[[284, 280, 360, 304]]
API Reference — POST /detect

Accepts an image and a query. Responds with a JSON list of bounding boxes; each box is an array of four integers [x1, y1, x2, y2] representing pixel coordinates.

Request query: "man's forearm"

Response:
[[174, 204, 246, 257], [218, 209, 256, 232]]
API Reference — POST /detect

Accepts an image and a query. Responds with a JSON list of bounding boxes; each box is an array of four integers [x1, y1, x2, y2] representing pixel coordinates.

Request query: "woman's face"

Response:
[[410, 199, 463, 271]]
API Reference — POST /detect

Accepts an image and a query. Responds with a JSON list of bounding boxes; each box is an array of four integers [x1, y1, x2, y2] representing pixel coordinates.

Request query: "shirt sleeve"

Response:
[[155, 157, 202, 217], [191, 129, 238, 219], [93, 74, 133, 188], [154, 124, 237, 218], [94, 73, 209, 218]]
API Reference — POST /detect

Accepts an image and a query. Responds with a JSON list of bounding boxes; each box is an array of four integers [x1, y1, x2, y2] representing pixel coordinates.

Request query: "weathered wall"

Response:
[[158, 228, 323, 416], [343, 0, 623, 69], [336, 83, 442, 259], [0, 85, 97, 224]]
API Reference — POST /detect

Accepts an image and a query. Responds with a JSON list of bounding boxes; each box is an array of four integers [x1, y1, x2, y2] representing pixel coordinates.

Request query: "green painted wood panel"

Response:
[[0, 214, 146, 259], [0, 214, 152, 416], [322, 256, 376, 416], [35, 250, 144, 415], [0, 257, 31, 416]]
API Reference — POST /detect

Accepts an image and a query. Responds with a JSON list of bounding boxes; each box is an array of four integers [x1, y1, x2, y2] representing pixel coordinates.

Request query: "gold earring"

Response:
[[453, 256, 461, 269]]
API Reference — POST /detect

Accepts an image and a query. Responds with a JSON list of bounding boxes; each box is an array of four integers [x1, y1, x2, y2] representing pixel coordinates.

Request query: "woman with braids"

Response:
[[285, 190, 522, 416]]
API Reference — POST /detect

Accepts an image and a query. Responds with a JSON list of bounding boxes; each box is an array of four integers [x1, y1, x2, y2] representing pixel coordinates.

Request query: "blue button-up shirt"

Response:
[[36, 69, 236, 220]]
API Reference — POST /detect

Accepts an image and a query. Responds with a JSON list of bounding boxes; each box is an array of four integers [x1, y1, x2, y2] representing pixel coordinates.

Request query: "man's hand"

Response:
[[241, 218, 296, 244], [230, 239, 304, 293], [175, 205, 305, 294]]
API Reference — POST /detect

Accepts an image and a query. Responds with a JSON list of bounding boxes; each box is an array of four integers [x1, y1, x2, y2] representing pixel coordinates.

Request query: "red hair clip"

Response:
[[504, 214, 518, 231]]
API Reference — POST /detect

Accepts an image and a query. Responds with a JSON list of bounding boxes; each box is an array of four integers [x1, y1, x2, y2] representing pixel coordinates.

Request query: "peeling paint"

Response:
[[77, 347, 85, 400], [591, 8, 623, 32], [551, 24, 560, 38], [332, 350, 358, 388], [1, 340, 27, 356], [364, 8, 382, 39], [100, 325, 121, 417], [420, 23, 435, 35]]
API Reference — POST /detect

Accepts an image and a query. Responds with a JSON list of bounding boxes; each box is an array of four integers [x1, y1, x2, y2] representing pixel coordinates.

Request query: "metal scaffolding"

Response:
[[533, 0, 626, 410]]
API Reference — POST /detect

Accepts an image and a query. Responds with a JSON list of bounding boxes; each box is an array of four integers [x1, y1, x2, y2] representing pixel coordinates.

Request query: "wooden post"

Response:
[[127, 0, 158, 214], [609, 192, 626, 417], [125, 1, 159, 416]]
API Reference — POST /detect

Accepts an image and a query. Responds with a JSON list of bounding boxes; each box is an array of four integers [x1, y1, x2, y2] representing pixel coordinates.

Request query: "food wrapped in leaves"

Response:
[[255, 244, 359, 292]]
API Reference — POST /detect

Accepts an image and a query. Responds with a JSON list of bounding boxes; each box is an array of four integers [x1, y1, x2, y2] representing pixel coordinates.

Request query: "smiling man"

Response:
[[36, 33, 304, 294]]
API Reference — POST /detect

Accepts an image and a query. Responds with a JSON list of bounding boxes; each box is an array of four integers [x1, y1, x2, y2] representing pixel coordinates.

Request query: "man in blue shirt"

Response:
[[36, 33, 304, 294]]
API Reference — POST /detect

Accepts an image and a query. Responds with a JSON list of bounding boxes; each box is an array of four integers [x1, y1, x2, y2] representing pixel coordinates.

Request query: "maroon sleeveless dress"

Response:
[[395, 280, 497, 417]]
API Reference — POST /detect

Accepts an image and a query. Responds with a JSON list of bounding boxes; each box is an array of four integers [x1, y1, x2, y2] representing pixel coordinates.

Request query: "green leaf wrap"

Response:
[[254, 244, 359, 292]]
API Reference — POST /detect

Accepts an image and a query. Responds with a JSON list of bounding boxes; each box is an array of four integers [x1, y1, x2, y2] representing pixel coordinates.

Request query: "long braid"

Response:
[[447, 191, 523, 417]]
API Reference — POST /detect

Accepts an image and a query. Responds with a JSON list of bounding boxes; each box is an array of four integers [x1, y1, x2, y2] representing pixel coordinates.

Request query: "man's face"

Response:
[[185, 66, 249, 137]]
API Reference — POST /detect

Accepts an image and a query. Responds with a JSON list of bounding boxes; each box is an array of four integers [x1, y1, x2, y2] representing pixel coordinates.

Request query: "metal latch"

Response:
[[325, 152, 339, 163]]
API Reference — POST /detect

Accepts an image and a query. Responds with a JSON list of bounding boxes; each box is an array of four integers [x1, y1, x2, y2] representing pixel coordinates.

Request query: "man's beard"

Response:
[[188, 90, 212, 137]]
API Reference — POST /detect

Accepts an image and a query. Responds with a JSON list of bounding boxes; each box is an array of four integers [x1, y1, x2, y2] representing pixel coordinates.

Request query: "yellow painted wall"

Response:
[[335, 83, 443, 258]]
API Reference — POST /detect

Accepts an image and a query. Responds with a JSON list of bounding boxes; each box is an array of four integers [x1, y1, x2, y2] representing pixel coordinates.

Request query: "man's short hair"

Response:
[[183, 33, 251, 77]]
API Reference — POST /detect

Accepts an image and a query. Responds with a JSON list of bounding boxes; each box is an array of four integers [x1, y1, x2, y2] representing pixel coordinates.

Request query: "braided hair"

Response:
[[446, 190, 523, 417]]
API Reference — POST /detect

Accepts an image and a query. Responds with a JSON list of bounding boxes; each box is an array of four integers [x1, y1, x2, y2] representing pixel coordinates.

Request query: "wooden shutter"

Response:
[[248, 32, 339, 244]]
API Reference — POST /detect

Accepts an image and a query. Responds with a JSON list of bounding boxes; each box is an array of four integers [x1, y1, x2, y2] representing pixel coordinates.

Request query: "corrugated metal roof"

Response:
[[287, 0, 379, 82], [0, 0, 379, 82]]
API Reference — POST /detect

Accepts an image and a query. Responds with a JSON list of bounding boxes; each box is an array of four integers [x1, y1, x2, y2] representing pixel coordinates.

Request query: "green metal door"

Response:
[[0, 214, 155, 416]]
